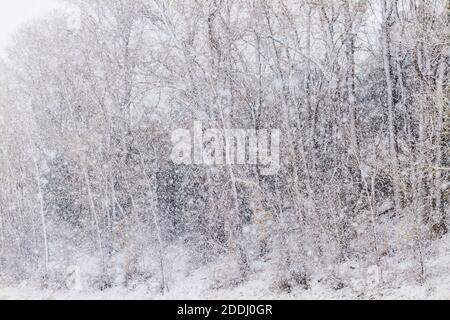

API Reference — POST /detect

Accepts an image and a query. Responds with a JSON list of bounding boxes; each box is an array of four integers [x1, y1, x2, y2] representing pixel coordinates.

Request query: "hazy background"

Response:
[[0, 0, 61, 57]]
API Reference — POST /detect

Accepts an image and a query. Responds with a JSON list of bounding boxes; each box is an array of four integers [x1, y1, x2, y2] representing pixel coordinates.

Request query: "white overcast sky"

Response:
[[0, 0, 62, 56]]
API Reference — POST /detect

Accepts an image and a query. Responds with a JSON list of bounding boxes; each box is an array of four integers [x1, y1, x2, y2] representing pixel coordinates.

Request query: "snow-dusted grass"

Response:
[[1, 234, 449, 300]]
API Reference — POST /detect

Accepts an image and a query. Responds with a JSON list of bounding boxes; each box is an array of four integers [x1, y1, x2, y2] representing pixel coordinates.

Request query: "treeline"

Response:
[[0, 0, 448, 292]]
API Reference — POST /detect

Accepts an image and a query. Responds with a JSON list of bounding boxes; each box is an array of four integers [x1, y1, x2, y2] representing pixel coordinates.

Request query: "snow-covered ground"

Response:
[[0, 273, 449, 300], [2, 234, 449, 300]]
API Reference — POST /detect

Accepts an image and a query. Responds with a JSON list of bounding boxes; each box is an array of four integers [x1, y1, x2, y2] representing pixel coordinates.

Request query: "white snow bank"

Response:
[[1, 234, 449, 300]]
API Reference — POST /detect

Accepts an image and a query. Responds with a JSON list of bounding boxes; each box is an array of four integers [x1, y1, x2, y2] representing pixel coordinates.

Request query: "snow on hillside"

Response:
[[1, 234, 449, 300]]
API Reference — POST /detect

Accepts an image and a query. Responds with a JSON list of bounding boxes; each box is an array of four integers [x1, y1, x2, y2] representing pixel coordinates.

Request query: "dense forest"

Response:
[[0, 0, 449, 298]]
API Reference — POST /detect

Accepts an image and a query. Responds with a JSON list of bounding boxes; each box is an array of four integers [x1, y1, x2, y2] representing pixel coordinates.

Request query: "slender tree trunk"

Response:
[[82, 164, 105, 273], [433, 30, 448, 223], [382, 0, 402, 214], [31, 152, 49, 275], [343, 0, 359, 156]]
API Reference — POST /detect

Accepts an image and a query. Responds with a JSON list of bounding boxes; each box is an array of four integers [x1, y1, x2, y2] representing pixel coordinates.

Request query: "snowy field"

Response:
[[2, 234, 449, 300]]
